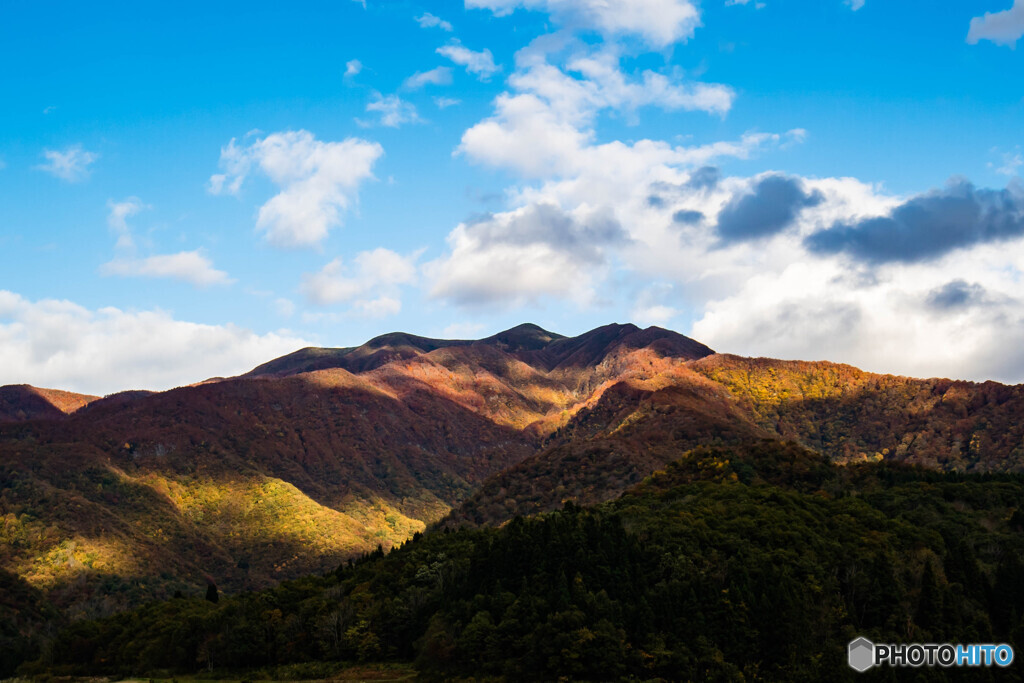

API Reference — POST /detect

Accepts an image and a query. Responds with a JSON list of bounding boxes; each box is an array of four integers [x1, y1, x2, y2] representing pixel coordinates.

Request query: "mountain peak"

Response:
[[244, 323, 713, 379], [539, 323, 712, 370], [484, 323, 565, 353]]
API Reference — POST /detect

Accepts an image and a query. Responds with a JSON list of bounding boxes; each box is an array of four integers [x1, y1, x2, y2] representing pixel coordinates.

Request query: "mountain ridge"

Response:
[[5, 321, 1024, 627], [0, 323, 716, 619], [242, 322, 710, 380]]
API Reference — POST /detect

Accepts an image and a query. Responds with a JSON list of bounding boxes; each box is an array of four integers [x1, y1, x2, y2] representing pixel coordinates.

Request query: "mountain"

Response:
[[0, 323, 714, 620], [8, 320, 1024, 641], [445, 351, 1024, 527], [0, 385, 98, 423], [31, 441, 1024, 680]]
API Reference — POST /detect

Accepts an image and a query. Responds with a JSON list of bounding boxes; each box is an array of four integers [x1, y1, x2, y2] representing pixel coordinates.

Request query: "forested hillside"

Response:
[[0, 324, 713, 621], [448, 350, 1024, 527], [20, 441, 1024, 681]]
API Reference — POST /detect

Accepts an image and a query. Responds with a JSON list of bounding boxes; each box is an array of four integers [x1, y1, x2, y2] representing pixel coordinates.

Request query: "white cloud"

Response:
[[437, 43, 501, 80], [427, 202, 622, 307], [0, 291, 309, 395], [301, 248, 418, 318], [209, 130, 383, 248], [460, 90, 779, 179], [404, 66, 453, 89], [460, 92, 592, 177], [434, 96, 462, 108], [690, 239, 1024, 383], [425, 0, 1024, 386], [345, 59, 363, 78], [846, 0, 865, 10], [107, 197, 147, 249], [100, 251, 233, 287], [35, 144, 98, 182], [456, 45, 736, 178], [364, 93, 422, 127], [968, 0, 1024, 47], [466, 0, 701, 47], [416, 12, 453, 31], [433, 27, 801, 315]]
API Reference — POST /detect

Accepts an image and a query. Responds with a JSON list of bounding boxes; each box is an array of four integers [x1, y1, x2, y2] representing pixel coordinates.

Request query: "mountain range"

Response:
[[3, 321, 1024, 625]]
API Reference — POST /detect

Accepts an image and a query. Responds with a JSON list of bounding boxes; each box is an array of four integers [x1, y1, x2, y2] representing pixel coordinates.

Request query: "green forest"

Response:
[[10, 440, 1024, 681]]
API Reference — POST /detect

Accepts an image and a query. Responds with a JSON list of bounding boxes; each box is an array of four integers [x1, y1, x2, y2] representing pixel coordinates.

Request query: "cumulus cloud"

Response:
[[301, 248, 418, 318], [690, 241, 1024, 384], [846, 0, 865, 10], [364, 93, 422, 127], [101, 251, 233, 287], [456, 46, 742, 179], [967, 0, 1024, 47], [459, 92, 592, 176], [428, 202, 624, 307], [404, 66, 453, 89], [209, 130, 383, 248], [416, 12, 453, 31], [0, 291, 308, 395], [437, 30, 806, 314], [345, 59, 363, 78], [35, 144, 98, 182], [461, 90, 788, 178], [715, 174, 823, 243], [437, 0, 1023, 385], [437, 43, 501, 79], [465, 0, 701, 47], [434, 96, 462, 108], [805, 180, 1024, 264]]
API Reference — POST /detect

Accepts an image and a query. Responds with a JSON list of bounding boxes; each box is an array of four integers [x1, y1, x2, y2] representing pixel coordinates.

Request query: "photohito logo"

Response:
[[848, 637, 1014, 671]]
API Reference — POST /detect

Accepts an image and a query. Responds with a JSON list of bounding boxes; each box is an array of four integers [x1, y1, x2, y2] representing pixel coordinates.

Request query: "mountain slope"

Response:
[[9, 320, 1024, 629], [33, 441, 1024, 681], [0, 385, 98, 423], [446, 352, 1024, 527], [0, 323, 714, 618]]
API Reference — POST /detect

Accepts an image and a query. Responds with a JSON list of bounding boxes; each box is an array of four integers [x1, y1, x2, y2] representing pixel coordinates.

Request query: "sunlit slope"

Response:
[[449, 353, 1024, 526], [0, 323, 712, 617], [35, 441, 1024, 681], [0, 385, 98, 423], [8, 321, 1024, 622]]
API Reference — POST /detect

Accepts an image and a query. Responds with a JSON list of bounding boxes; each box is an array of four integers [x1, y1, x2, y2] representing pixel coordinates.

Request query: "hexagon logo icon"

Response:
[[848, 637, 875, 672]]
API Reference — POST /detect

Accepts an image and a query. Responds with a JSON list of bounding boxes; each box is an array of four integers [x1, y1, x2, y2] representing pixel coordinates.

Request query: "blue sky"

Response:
[[2, 0, 1023, 394]]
